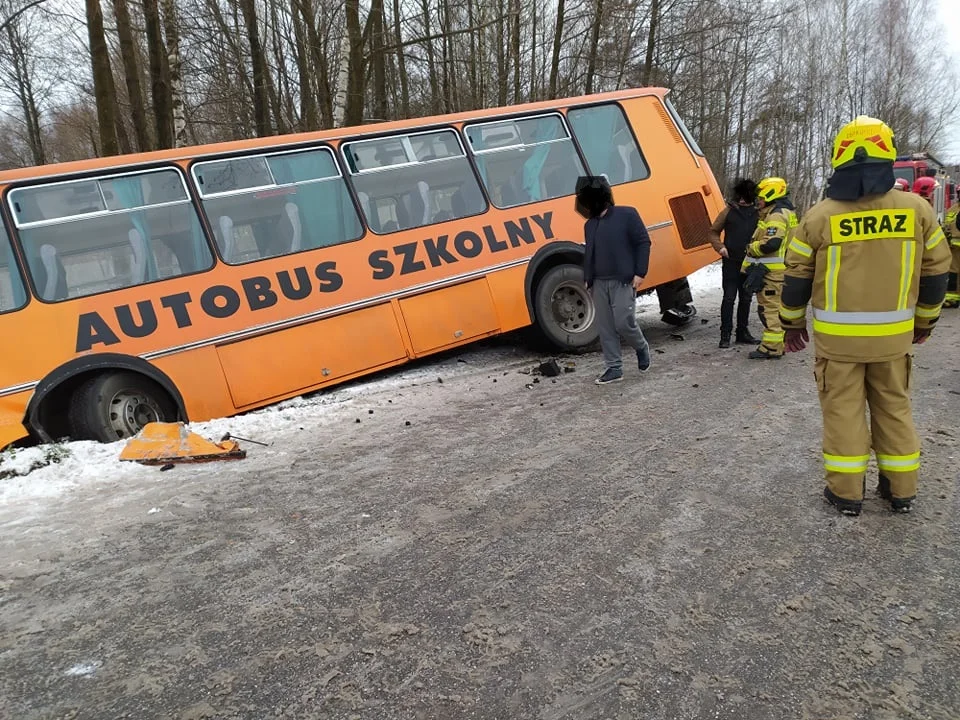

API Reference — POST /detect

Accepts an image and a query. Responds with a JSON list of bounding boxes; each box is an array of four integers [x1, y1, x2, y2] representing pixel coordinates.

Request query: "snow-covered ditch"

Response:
[[0, 261, 723, 503]]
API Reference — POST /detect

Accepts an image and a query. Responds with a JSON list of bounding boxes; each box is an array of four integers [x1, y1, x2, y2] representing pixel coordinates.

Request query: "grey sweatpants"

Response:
[[591, 278, 650, 371]]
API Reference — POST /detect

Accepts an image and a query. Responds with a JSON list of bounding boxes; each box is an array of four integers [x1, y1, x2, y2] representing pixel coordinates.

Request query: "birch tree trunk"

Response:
[[160, 0, 187, 147]]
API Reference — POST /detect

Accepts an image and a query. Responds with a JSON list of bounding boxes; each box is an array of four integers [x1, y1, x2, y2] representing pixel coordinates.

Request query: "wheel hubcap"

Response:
[[108, 391, 163, 439], [551, 281, 595, 334]]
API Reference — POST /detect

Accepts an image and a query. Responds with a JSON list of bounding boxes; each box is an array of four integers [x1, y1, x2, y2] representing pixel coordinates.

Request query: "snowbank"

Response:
[[688, 260, 723, 293], [0, 262, 723, 504], [0, 345, 530, 505]]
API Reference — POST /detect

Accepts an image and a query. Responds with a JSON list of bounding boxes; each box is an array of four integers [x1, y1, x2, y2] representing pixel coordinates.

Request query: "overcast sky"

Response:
[[937, 0, 960, 158]]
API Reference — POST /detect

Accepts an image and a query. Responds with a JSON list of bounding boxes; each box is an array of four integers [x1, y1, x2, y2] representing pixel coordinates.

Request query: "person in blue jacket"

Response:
[[577, 175, 653, 385]]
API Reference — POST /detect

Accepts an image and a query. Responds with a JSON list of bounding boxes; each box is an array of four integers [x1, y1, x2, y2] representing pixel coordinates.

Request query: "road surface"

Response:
[[2, 287, 959, 720]]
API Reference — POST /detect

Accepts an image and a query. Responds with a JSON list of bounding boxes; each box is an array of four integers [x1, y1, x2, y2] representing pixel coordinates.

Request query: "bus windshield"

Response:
[[664, 96, 704, 157]]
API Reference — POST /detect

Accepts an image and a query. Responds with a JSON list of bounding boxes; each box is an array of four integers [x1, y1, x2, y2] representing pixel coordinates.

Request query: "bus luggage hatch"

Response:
[[398, 279, 500, 355]]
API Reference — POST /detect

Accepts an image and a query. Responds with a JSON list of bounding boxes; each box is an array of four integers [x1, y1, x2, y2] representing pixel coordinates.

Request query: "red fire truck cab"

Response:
[[894, 152, 954, 222]]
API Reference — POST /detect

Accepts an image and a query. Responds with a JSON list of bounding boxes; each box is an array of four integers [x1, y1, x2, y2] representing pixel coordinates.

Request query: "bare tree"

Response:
[[84, 0, 117, 156], [143, 0, 172, 148], [0, 16, 45, 163]]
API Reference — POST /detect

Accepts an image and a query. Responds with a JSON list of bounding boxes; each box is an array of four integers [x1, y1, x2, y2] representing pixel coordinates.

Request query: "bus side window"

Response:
[[342, 129, 487, 234], [567, 104, 650, 185], [464, 113, 585, 209], [192, 147, 363, 264], [8, 168, 213, 302], [0, 223, 28, 312]]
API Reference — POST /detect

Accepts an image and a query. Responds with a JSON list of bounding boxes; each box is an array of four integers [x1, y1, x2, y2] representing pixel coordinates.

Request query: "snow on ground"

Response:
[[0, 261, 724, 505]]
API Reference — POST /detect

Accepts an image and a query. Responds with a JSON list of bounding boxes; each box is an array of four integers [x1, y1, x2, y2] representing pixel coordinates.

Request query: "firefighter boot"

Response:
[[823, 486, 862, 516], [877, 475, 914, 513]]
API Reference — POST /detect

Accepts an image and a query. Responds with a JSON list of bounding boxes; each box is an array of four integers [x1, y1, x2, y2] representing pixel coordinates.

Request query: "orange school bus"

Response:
[[0, 87, 723, 449]]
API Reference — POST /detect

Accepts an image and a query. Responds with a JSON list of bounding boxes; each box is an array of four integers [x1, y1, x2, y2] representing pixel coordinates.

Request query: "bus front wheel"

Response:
[[69, 371, 178, 443], [533, 264, 599, 350]]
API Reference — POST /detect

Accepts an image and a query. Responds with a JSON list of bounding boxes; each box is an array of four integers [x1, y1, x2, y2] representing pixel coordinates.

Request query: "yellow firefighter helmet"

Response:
[[756, 177, 788, 203], [831, 115, 897, 169]]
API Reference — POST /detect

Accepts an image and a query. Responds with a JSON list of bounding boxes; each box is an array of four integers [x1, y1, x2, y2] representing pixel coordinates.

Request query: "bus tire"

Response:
[[533, 263, 598, 350], [68, 371, 178, 443]]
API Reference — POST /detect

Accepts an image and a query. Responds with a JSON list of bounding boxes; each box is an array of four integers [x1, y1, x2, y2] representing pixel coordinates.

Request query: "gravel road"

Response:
[[2, 288, 959, 720]]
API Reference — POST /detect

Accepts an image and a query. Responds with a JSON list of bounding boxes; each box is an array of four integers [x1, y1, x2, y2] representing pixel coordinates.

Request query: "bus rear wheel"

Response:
[[69, 372, 178, 443], [533, 263, 599, 350]]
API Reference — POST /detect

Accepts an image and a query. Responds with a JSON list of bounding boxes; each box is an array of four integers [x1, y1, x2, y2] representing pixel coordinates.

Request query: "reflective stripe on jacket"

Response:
[[778, 190, 951, 363], [741, 204, 798, 277]]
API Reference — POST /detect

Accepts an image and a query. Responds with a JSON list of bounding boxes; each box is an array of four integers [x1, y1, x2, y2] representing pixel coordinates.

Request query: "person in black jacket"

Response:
[[708, 178, 760, 348], [577, 176, 652, 385]]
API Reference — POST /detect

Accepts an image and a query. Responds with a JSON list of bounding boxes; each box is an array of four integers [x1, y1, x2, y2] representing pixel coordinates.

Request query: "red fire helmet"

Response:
[[912, 176, 937, 199]]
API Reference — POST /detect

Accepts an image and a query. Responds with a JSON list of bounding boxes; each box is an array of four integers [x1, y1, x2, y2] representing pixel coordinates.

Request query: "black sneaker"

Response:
[[719, 335, 731, 348], [823, 486, 862, 516], [595, 368, 623, 385], [736, 329, 759, 344], [636, 345, 651, 372], [876, 474, 915, 513]]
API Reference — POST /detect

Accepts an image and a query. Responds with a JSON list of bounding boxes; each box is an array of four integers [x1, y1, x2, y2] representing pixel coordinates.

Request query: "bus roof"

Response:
[[0, 87, 670, 185]]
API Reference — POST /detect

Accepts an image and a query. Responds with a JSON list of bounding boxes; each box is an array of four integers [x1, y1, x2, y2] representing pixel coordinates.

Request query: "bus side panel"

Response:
[[398, 279, 500, 356], [486, 263, 535, 332], [150, 347, 236, 424], [0, 390, 32, 449], [215, 302, 407, 408]]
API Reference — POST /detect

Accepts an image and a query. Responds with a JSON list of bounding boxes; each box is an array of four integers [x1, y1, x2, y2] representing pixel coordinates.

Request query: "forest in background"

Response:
[[0, 0, 957, 210]]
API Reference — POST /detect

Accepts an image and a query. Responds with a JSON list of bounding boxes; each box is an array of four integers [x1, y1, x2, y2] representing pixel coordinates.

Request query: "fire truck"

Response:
[[893, 151, 955, 222]]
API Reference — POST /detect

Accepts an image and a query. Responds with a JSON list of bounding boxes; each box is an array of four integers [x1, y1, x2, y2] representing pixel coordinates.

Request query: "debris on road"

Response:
[[220, 433, 271, 447], [536, 359, 563, 377], [119, 422, 247, 465]]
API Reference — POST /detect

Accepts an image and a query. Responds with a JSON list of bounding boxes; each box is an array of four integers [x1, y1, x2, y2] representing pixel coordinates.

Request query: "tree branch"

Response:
[[0, 0, 48, 35]]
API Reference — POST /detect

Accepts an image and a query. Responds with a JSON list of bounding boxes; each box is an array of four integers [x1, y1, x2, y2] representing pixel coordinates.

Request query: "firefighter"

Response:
[[779, 115, 951, 516], [741, 176, 798, 359], [943, 190, 960, 308], [912, 176, 937, 204]]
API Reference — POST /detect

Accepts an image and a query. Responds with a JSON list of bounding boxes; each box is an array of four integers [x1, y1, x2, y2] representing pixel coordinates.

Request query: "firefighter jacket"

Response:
[[944, 202, 960, 246], [779, 190, 951, 363], [740, 200, 798, 281]]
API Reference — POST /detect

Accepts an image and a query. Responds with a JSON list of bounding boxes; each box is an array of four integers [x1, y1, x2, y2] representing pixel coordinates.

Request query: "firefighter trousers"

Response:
[[755, 276, 784, 356], [814, 355, 920, 502], [946, 245, 960, 305]]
